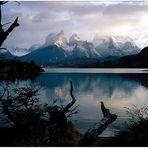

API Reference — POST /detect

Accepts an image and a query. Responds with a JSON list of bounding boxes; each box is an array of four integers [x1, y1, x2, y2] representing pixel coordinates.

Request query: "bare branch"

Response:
[[0, 1, 19, 47], [0, 87, 7, 99], [101, 101, 111, 117], [2, 22, 11, 27], [0, 48, 6, 50], [0, 1, 8, 5], [14, 1, 21, 6], [5, 16, 19, 36], [63, 81, 76, 113], [0, 5, 1, 25], [67, 110, 79, 118]]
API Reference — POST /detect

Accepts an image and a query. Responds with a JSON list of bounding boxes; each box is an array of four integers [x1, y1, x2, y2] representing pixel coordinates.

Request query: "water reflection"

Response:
[[1, 70, 148, 136]]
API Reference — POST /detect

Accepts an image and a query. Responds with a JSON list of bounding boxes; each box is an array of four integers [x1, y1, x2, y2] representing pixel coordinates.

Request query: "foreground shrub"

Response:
[[100, 106, 148, 146], [0, 82, 80, 146]]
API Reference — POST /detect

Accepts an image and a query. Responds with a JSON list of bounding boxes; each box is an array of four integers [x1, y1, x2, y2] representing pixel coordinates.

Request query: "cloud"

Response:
[[2, 1, 148, 49], [103, 3, 148, 15]]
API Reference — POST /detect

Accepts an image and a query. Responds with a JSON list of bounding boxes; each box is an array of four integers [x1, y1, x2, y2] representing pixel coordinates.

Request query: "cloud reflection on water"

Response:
[[1, 72, 148, 136]]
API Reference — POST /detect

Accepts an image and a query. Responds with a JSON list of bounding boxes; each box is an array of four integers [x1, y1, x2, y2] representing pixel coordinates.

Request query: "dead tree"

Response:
[[45, 81, 77, 126], [63, 81, 76, 113], [0, 81, 117, 146], [46, 81, 117, 146], [0, 1, 19, 47], [79, 101, 117, 146]]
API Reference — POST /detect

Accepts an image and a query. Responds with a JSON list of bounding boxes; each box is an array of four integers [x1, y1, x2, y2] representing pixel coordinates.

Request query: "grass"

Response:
[[98, 105, 148, 146]]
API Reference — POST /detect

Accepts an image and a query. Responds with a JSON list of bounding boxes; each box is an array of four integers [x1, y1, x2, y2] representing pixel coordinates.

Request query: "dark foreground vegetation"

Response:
[[0, 82, 79, 146], [0, 57, 44, 80], [97, 106, 148, 146], [0, 81, 148, 146], [0, 81, 118, 146]]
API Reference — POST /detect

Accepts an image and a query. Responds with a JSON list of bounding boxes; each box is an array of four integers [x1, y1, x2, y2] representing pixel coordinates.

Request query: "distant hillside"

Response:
[[88, 47, 148, 68], [116, 46, 148, 68], [19, 45, 68, 65]]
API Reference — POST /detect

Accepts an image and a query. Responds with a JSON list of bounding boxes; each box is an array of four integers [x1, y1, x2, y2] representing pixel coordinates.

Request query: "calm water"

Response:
[[1, 68, 148, 137]]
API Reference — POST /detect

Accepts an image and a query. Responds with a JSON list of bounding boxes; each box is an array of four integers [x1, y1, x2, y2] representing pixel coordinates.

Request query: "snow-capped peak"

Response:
[[93, 35, 136, 47], [54, 30, 68, 47], [111, 36, 134, 44], [57, 30, 64, 36], [69, 33, 81, 45], [92, 35, 140, 57], [44, 30, 68, 48]]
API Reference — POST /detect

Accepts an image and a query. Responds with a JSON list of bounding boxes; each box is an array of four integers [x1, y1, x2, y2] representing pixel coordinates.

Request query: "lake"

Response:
[[1, 68, 148, 137]]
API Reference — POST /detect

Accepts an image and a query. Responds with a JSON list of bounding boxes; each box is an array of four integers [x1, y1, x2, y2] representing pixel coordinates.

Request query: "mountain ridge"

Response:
[[4, 30, 140, 66]]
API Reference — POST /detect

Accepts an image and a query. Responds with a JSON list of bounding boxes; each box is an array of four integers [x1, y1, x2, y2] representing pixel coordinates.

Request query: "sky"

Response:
[[2, 1, 148, 49]]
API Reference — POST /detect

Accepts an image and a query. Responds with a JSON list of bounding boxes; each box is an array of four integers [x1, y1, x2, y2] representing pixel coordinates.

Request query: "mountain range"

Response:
[[4, 30, 141, 66]]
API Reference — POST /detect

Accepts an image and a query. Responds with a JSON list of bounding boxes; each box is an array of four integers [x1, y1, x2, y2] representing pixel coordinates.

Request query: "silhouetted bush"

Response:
[[99, 106, 148, 146], [0, 83, 80, 146], [0, 59, 44, 81]]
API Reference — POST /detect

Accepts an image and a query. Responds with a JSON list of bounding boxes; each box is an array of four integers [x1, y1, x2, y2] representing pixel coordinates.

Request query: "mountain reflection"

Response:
[[1, 71, 148, 136]]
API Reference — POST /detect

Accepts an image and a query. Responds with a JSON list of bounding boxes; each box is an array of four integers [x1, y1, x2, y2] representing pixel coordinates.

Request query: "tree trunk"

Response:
[[0, 2, 19, 48], [63, 81, 76, 113], [79, 102, 117, 146]]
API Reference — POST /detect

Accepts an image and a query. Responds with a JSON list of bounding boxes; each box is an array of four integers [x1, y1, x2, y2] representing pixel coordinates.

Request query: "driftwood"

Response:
[[79, 101, 117, 146], [0, 1, 19, 47], [63, 81, 76, 113]]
